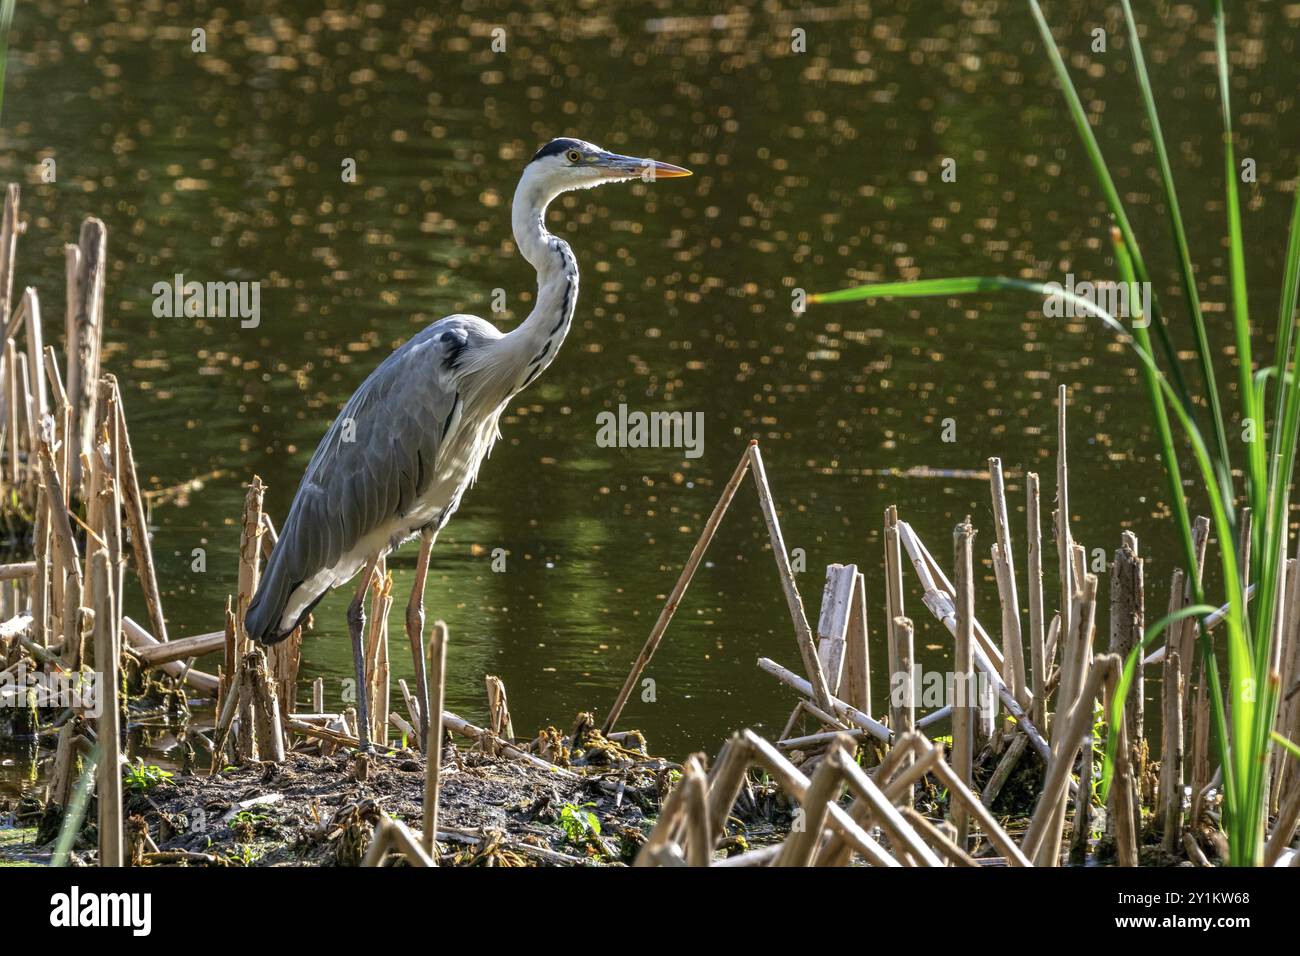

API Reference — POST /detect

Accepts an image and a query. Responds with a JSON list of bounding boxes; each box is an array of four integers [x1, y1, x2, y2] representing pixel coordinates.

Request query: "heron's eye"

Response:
[[565, 149, 582, 164]]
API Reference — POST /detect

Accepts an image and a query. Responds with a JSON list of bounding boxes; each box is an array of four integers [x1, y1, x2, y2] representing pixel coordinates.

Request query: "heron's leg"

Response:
[[405, 527, 436, 752], [348, 553, 382, 752]]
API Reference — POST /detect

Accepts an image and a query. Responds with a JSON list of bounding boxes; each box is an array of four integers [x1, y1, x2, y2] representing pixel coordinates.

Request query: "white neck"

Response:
[[502, 170, 579, 393]]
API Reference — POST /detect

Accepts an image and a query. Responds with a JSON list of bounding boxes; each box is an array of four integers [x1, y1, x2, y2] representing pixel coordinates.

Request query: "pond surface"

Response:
[[2, 0, 1299, 778]]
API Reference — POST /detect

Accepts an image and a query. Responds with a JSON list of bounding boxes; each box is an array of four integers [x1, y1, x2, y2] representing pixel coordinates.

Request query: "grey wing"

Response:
[[245, 315, 484, 642]]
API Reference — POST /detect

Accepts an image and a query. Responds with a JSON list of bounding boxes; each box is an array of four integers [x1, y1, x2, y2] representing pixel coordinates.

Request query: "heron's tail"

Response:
[[244, 548, 297, 645]]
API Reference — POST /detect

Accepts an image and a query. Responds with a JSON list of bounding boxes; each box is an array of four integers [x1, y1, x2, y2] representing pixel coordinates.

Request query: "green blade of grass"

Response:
[[1118, 0, 1234, 502], [1273, 731, 1300, 763], [1024, 0, 1195, 417]]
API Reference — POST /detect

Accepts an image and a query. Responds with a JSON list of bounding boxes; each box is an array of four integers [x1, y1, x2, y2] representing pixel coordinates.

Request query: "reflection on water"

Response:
[[1, 1, 1298, 776]]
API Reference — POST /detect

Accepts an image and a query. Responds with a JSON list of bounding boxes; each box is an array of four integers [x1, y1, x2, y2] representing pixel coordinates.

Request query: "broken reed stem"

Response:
[[423, 620, 448, 859], [1056, 385, 1073, 668], [1162, 651, 1186, 853], [235, 476, 265, 653], [1106, 668, 1140, 867], [952, 516, 976, 847], [842, 570, 871, 716], [1026, 472, 1048, 732], [989, 457, 1028, 710], [756, 656, 890, 742], [746, 442, 835, 715], [1025, 654, 1119, 866], [110, 376, 168, 643], [1109, 532, 1144, 745], [66, 218, 107, 495], [601, 444, 751, 734], [884, 504, 905, 725], [892, 614, 915, 804], [815, 563, 856, 698], [682, 756, 713, 867], [1159, 568, 1186, 836], [92, 550, 123, 867]]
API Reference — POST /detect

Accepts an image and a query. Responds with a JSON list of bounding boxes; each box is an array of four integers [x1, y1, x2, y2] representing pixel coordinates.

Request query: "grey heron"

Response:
[[244, 138, 691, 751]]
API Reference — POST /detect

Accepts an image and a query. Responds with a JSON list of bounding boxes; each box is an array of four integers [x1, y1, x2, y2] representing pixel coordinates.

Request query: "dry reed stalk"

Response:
[[891, 614, 916, 804], [132, 630, 224, 666], [1024, 654, 1118, 866], [981, 732, 1028, 809], [902, 522, 1006, 669], [258, 516, 301, 712], [884, 504, 905, 711], [1057, 573, 1097, 727], [830, 741, 943, 867], [1157, 568, 1186, 834], [423, 620, 449, 857], [899, 806, 977, 867], [909, 734, 1031, 866], [65, 219, 107, 494], [363, 562, 391, 744], [1109, 533, 1144, 746], [32, 477, 49, 647], [235, 477, 265, 652], [5, 338, 18, 488], [704, 733, 750, 845], [92, 550, 123, 866], [1106, 667, 1140, 867], [746, 442, 834, 714], [1189, 654, 1212, 828], [485, 674, 514, 741], [0, 185, 20, 329], [362, 813, 435, 868], [246, 650, 285, 762], [1175, 517, 1212, 692], [1161, 651, 1185, 853], [1064, 574, 1098, 864], [38, 445, 84, 666], [43, 346, 73, 511], [100, 388, 124, 644], [1056, 385, 1073, 665], [952, 517, 976, 846], [896, 520, 1052, 761], [989, 457, 1028, 709], [1026, 473, 1048, 730], [602, 444, 751, 734], [774, 737, 849, 866], [681, 756, 713, 866], [815, 563, 856, 698], [236, 653, 258, 762], [398, 678, 422, 747], [740, 729, 898, 866], [841, 568, 872, 715], [1264, 778, 1300, 866], [756, 656, 890, 741], [19, 288, 47, 427], [18, 351, 36, 503], [120, 617, 218, 695], [108, 377, 168, 644]]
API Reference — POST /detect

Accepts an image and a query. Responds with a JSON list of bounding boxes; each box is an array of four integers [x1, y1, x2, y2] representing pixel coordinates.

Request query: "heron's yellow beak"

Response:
[[598, 153, 693, 181]]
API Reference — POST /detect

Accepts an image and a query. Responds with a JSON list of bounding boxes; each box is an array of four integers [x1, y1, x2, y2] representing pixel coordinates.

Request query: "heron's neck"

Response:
[[505, 177, 578, 392]]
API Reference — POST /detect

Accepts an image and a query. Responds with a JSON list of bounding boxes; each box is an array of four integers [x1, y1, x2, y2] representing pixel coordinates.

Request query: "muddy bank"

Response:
[[1, 726, 792, 866]]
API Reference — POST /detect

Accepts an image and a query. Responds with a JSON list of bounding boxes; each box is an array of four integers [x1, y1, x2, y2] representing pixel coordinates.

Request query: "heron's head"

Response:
[[522, 137, 692, 198]]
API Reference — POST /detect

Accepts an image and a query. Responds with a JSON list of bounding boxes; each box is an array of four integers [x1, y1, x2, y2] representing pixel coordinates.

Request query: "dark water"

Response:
[[2, 0, 1299, 776]]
